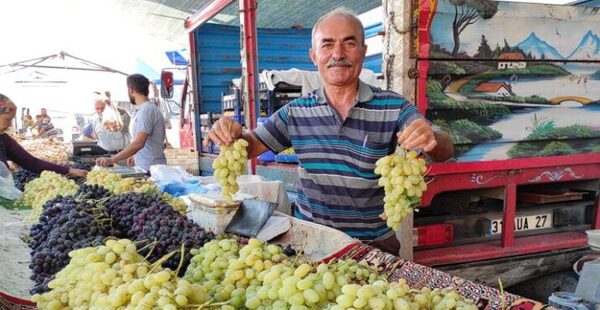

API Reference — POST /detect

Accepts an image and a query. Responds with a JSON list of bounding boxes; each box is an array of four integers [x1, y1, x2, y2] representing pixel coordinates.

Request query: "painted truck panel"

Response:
[[417, 0, 600, 162]]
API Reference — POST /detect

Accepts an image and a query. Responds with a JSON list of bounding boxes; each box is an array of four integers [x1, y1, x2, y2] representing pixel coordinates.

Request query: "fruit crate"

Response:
[[165, 148, 200, 175]]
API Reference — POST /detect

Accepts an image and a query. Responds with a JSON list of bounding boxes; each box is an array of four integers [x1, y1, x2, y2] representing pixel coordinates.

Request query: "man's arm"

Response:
[[428, 130, 454, 162], [111, 132, 148, 162], [96, 132, 148, 166]]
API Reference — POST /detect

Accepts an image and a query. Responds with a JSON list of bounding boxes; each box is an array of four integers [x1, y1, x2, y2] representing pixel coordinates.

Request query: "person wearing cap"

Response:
[[0, 94, 87, 177]]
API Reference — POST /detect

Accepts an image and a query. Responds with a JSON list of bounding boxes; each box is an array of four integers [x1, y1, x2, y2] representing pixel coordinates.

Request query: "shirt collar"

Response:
[[315, 79, 374, 105]]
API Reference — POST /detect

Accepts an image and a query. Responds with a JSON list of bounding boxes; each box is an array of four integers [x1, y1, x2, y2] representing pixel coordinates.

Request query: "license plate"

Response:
[[488, 213, 552, 235]]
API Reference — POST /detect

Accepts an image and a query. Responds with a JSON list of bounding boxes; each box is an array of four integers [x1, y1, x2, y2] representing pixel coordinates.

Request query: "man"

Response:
[[90, 98, 131, 153], [96, 74, 166, 171], [204, 8, 454, 254]]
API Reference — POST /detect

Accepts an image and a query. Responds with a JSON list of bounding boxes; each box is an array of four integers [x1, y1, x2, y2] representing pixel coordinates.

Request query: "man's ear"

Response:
[[363, 44, 368, 58], [309, 48, 317, 66]]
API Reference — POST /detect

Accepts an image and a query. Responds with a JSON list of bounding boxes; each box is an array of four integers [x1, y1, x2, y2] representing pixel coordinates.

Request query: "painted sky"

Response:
[[431, 0, 600, 58]]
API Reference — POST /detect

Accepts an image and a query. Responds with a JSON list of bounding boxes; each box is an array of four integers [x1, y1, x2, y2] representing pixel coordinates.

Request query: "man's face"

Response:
[[95, 102, 106, 115], [310, 15, 367, 88], [128, 87, 136, 105], [41, 108, 47, 115]]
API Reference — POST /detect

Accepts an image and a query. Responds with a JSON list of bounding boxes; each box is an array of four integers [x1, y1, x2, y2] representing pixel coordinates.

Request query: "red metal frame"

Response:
[[415, 231, 588, 266], [413, 0, 600, 265], [184, 0, 235, 33], [240, 0, 259, 174]]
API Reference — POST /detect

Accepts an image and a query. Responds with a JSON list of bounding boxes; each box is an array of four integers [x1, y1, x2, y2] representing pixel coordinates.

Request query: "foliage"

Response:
[[427, 80, 511, 121], [474, 35, 493, 59], [433, 118, 502, 157], [539, 142, 576, 156], [448, 0, 499, 56], [508, 124, 600, 158], [469, 95, 552, 104]]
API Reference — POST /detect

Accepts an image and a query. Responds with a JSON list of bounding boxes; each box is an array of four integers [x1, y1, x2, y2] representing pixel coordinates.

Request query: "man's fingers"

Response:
[[423, 139, 437, 152]]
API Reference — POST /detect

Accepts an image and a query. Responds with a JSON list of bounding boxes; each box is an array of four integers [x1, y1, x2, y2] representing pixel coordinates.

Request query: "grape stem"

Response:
[[175, 243, 186, 276]]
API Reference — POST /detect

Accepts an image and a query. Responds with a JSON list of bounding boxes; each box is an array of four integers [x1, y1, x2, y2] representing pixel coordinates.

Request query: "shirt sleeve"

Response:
[[136, 106, 157, 135], [5, 135, 69, 175], [252, 104, 292, 153], [396, 98, 426, 130]]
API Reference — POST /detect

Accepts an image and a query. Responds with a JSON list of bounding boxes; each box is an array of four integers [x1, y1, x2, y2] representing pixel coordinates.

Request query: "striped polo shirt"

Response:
[[253, 80, 423, 241]]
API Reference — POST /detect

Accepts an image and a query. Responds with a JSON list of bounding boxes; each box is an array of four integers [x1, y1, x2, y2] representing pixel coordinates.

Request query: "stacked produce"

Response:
[[21, 171, 79, 221], [31, 239, 205, 309], [19, 139, 70, 164], [212, 138, 249, 202], [28, 195, 115, 294], [86, 168, 186, 213], [12, 169, 40, 191], [375, 149, 428, 231], [104, 192, 214, 271]]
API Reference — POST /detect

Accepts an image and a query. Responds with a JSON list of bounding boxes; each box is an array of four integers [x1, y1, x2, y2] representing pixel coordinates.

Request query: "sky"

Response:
[[0, 0, 188, 114]]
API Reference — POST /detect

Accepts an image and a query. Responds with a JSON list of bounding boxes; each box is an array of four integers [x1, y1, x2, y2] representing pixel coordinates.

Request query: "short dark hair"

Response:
[[127, 74, 150, 96]]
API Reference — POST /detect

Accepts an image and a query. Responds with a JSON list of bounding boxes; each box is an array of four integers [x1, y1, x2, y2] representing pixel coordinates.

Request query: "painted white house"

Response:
[[474, 82, 513, 97]]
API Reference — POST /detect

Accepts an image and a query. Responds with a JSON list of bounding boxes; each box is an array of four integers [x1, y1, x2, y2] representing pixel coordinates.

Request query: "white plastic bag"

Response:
[[0, 162, 22, 200], [150, 165, 193, 183], [102, 99, 124, 132]]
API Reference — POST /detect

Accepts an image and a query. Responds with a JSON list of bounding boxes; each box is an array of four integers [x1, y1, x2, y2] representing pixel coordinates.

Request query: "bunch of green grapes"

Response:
[[161, 193, 187, 214], [21, 171, 78, 221], [184, 239, 241, 295], [112, 177, 158, 194], [330, 280, 477, 310], [374, 149, 428, 231], [212, 138, 249, 202], [32, 239, 207, 310], [85, 168, 123, 192]]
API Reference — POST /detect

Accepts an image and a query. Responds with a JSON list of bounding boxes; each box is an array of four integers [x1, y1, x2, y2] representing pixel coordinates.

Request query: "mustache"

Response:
[[326, 59, 352, 68]]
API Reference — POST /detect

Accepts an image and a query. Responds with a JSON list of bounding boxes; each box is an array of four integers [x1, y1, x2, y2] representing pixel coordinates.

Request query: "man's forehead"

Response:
[[315, 17, 361, 39]]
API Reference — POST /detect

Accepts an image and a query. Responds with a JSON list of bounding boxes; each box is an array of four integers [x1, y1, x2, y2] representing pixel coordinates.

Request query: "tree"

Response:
[[474, 34, 492, 59], [449, 0, 499, 57]]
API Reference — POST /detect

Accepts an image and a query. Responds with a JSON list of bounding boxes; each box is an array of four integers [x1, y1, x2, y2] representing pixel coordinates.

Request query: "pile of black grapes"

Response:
[[28, 196, 116, 294], [12, 169, 39, 191], [75, 183, 111, 200], [105, 193, 214, 272]]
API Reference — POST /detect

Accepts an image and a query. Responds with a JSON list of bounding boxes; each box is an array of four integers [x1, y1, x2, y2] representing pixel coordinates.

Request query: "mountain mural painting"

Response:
[[420, 0, 600, 162]]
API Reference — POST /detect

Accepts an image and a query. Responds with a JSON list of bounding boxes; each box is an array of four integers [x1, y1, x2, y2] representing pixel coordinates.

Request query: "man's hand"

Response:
[[397, 119, 437, 152], [202, 117, 242, 147], [95, 157, 113, 167], [127, 157, 135, 167], [68, 168, 88, 178]]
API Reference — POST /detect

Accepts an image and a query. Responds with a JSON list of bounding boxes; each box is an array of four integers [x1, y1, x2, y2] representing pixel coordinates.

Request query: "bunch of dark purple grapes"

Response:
[[28, 196, 115, 294], [75, 183, 111, 200], [12, 169, 39, 191], [105, 192, 214, 273]]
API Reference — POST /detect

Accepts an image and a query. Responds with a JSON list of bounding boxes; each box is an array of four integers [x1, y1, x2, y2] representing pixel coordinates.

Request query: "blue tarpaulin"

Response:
[[165, 50, 188, 66]]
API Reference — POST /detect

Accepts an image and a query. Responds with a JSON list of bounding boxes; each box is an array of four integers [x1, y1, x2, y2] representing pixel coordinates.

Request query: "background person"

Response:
[[90, 98, 131, 153], [96, 74, 167, 171], [0, 94, 87, 177]]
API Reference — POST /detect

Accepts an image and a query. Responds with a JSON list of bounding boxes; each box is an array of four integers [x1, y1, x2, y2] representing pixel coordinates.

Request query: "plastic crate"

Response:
[[165, 148, 200, 175], [187, 194, 241, 234]]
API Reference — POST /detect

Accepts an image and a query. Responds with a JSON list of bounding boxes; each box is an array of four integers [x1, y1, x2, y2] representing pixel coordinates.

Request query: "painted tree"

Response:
[[474, 34, 492, 59], [449, 0, 498, 57]]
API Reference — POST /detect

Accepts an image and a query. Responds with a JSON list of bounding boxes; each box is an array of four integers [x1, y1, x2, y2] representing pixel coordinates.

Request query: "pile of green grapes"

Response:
[[85, 169, 158, 194], [375, 149, 428, 231], [21, 171, 79, 221], [31, 239, 206, 310], [212, 138, 249, 202]]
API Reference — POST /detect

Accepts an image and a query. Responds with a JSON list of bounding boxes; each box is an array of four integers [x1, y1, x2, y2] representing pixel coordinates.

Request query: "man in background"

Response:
[[96, 74, 166, 171]]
